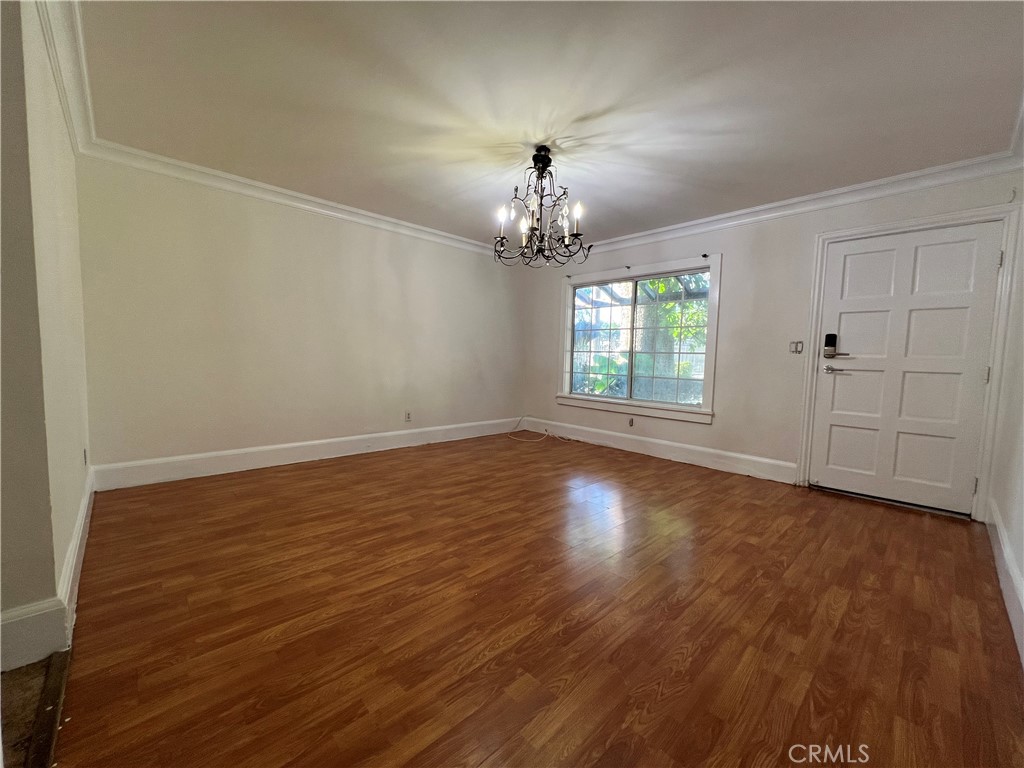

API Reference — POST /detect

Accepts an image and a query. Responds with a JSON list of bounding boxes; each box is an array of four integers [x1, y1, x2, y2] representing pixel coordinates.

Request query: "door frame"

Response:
[[796, 202, 1022, 520]]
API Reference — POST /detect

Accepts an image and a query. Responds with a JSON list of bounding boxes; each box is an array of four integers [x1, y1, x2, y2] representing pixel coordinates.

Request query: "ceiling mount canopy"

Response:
[[493, 145, 592, 268]]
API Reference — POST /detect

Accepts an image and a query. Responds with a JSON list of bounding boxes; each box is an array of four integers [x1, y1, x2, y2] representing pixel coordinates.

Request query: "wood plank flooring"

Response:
[[56, 434, 1023, 767]]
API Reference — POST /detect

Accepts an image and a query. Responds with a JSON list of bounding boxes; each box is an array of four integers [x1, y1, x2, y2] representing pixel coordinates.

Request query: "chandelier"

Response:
[[493, 145, 592, 267]]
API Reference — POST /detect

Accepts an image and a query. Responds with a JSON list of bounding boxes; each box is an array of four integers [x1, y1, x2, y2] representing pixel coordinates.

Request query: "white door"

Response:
[[809, 222, 1003, 514]]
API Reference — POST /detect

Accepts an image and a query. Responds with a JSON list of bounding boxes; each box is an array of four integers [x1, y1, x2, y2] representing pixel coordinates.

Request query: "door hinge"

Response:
[[998, 250, 1004, 269], [984, 365, 991, 383], [973, 477, 979, 494]]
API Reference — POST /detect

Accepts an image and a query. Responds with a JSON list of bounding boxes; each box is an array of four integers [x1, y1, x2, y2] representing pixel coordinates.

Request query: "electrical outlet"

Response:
[[404, 410, 412, 422], [789, 341, 804, 354]]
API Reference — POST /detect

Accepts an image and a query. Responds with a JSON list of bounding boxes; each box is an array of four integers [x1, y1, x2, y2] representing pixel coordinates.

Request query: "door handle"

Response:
[[823, 365, 846, 373]]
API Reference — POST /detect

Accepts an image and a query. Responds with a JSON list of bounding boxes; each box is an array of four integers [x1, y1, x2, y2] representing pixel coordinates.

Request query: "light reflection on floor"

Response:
[[562, 479, 626, 557], [562, 476, 697, 576]]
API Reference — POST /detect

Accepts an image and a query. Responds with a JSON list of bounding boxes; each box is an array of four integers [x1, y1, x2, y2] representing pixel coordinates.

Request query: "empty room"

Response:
[[2, 1, 1023, 766]]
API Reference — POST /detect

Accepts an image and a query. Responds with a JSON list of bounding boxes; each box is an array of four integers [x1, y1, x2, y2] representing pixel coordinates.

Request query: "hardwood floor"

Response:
[[57, 434, 1023, 767]]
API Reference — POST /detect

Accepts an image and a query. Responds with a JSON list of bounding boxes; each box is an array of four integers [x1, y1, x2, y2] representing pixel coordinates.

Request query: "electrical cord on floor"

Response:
[[507, 416, 575, 443]]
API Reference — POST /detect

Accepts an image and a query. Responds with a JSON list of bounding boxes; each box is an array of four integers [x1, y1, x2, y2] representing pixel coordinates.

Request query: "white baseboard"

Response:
[[92, 418, 520, 491], [521, 417, 798, 484], [1, 598, 67, 671], [57, 467, 96, 641], [1, 470, 94, 671], [988, 499, 1024, 668]]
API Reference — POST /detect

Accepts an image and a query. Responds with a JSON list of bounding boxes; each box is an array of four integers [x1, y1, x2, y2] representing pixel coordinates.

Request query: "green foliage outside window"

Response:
[[571, 271, 710, 406]]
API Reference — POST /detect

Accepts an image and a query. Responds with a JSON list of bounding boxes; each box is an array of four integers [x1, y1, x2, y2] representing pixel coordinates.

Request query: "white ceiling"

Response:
[[80, 2, 1022, 243]]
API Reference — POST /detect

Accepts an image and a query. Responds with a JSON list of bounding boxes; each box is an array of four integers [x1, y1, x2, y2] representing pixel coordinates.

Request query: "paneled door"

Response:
[[809, 222, 1003, 514]]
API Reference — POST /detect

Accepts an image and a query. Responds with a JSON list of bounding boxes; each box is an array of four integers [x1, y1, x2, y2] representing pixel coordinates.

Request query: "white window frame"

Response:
[[555, 253, 721, 424]]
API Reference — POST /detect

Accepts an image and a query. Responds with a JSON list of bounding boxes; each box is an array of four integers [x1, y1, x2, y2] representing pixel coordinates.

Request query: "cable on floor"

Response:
[[506, 416, 576, 443]]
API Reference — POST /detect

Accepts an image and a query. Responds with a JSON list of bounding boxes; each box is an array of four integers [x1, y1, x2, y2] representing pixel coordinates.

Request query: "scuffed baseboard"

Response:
[[2, 469, 95, 670], [1, 598, 66, 671]]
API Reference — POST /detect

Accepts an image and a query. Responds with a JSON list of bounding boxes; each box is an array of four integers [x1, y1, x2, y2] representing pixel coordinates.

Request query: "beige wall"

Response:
[[74, 159, 1022, 492], [22, 3, 90, 592], [520, 171, 1022, 464], [1, 1, 57, 612], [77, 158, 524, 464], [988, 219, 1023, 646], [992, 258, 1022, 572]]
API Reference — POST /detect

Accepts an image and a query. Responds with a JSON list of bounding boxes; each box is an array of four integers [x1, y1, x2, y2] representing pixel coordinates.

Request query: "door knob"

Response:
[[823, 365, 846, 373]]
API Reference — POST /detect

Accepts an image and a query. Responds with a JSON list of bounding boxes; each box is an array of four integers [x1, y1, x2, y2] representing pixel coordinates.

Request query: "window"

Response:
[[558, 255, 720, 423]]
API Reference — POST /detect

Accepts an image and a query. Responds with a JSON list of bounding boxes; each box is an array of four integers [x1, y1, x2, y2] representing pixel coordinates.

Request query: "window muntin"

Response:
[[570, 269, 711, 408]]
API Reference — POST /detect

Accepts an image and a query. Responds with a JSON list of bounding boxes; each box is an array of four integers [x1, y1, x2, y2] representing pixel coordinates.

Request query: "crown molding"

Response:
[[81, 139, 492, 253], [37, 2, 1024, 258], [34, 2, 93, 154], [34, 1, 490, 255], [592, 151, 1024, 254]]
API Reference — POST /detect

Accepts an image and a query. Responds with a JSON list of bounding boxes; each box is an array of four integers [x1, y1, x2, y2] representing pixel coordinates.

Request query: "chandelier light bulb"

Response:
[[573, 202, 583, 232], [497, 206, 506, 236]]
